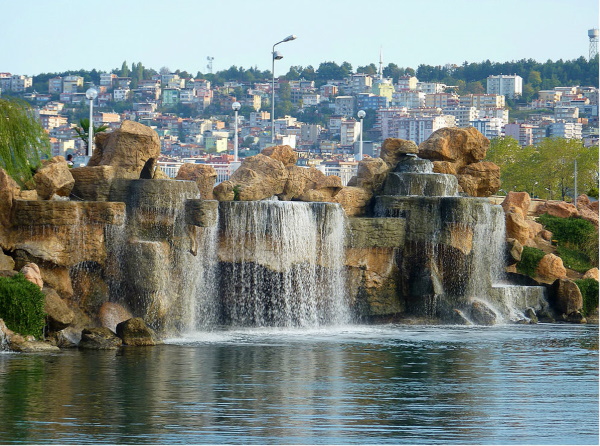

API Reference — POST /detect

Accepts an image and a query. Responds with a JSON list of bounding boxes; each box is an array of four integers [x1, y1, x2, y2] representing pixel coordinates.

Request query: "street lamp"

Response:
[[232, 101, 241, 162], [271, 34, 297, 144], [85, 87, 98, 157], [357, 110, 366, 161]]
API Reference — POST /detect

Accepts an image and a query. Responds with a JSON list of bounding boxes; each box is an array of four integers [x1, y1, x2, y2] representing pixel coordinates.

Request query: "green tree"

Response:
[[0, 98, 50, 185], [73, 119, 109, 151], [120, 60, 130, 77]]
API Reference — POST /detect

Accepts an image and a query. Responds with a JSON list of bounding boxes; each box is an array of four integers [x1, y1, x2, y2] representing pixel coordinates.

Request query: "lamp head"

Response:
[[283, 34, 297, 42], [86, 87, 98, 100], [273, 51, 284, 60], [232, 101, 241, 111], [357, 110, 366, 119]]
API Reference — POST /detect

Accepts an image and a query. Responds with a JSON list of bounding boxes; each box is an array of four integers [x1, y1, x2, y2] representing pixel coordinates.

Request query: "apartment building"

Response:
[[396, 115, 456, 144], [62, 75, 83, 93], [346, 73, 373, 95], [392, 90, 425, 109], [425, 93, 459, 108], [335, 96, 355, 117], [443, 107, 478, 127], [486, 74, 523, 98], [547, 121, 583, 140], [114, 88, 131, 102], [100, 73, 117, 87], [554, 106, 579, 121], [356, 93, 388, 110], [340, 119, 361, 147], [417, 82, 446, 94], [8, 74, 33, 92], [470, 117, 504, 139], [48, 77, 63, 93], [376, 107, 408, 139], [459, 94, 505, 108], [320, 84, 338, 98], [396, 75, 418, 91], [503, 123, 536, 146]]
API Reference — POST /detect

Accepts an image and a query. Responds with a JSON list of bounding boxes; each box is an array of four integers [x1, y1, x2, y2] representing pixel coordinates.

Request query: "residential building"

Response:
[[503, 123, 536, 146], [396, 75, 418, 91], [417, 82, 446, 94], [179, 88, 196, 103], [459, 94, 505, 108], [443, 107, 478, 127], [340, 119, 361, 147], [396, 115, 456, 144], [392, 90, 425, 109], [470, 117, 504, 139], [356, 93, 388, 110], [114, 88, 131, 102], [249, 111, 270, 128], [302, 93, 321, 107], [100, 73, 117, 87], [335, 96, 355, 117], [554, 106, 579, 121], [486, 74, 523, 98], [347, 73, 373, 94], [537, 90, 562, 103], [425, 93, 459, 108], [161, 88, 179, 105], [328, 115, 343, 135], [9, 74, 33, 92], [48, 77, 63, 93], [300, 124, 321, 143], [372, 78, 395, 101], [547, 121, 583, 140], [320, 84, 338, 98], [376, 107, 408, 139], [62, 75, 83, 93]]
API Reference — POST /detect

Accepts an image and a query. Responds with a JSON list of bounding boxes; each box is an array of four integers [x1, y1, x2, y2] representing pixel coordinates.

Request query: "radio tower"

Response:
[[206, 56, 214, 74], [588, 29, 599, 59]]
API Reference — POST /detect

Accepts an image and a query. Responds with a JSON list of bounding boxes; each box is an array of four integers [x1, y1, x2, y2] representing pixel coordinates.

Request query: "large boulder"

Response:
[[98, 302, 133, 332], [88, 120, 161, 179], [456, 161, 501, 197], [380, 138, 419, 168], [550, 279, 583, 315], [43, 287, 74, 331], [20, 262, 43, 289], [213, 180, 235, 201], [115, 317, 160, 346], [70, 166, 116, 201], [418, 127, 490, 170], [221, 154, 289, 201], [78, 327, 123, 350], [33, 156, 75, 200], [536, 253, 567, 282], [470, 300, 498, 325], [536, 201, 578, 219], [504, 208, 530, 245], [501, 192, 531, 219], [0, 167, 21, 228], [175, 164, 217, 199], [261, 145, 297, 167], [350, 158, 390, 194], [334, 186, 373, 217], [0, 251, 15, 271], [583, 268, 599, 281], [282, 166, 342, 201]]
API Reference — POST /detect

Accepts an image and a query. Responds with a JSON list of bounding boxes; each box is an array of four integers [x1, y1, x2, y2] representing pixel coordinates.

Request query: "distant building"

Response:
[[48, 77, 63, 93], [503, 123, 536, 146], [426, 93, 459, 108], [459, 94, 505, 109], [547, 121, 582, 140], [396, 75, 418, 91], [334, 96, 355, 117], [62, 75, 83, 93], [356, 93, 388, 110], [486, 74, 523, 99], [9, 74, 33, 92], [470, 117, 504, 139], [340, 119, 361, 147], [396, 115, 456, 144], [443, 107, 478, 128]]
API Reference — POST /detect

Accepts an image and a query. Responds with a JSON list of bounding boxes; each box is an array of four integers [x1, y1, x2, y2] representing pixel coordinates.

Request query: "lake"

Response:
[[0, 323, 597, 444]]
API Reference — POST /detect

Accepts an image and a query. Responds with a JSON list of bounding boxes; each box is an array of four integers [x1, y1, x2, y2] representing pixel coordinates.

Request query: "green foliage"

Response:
[[574, 278, 599, 316], [73, 119, 109, 151], [586, 188, 599, 199], [0, 274, 46, 338], [516, 246, 546, 277], [0, 98, 51, 185], [556, 245, 594, 273], [232, 185, 241, 201]]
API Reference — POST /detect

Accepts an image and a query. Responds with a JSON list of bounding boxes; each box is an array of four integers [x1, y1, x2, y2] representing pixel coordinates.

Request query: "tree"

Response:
[[0, 98, 50, 185], [73, 119, 109, 151], [120, 61, 130, 77]]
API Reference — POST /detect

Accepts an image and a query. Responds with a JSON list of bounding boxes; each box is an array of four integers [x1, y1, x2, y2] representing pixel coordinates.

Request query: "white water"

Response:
[[218, 201, 349, 328]]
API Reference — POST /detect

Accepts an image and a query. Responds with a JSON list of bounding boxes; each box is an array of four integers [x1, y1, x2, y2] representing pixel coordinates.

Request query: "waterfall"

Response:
[[218, 201, 349, 328]]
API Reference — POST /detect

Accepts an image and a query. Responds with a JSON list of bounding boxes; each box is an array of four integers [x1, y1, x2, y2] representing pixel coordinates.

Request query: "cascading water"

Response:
[[218, 201, 349, 328]]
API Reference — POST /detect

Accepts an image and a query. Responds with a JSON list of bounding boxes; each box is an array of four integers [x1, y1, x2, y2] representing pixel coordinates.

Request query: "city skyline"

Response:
[[2, 0, 598, 77]]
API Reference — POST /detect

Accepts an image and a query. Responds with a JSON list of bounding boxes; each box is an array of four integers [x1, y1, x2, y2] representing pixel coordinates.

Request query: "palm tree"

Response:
[[0, 98, 50, 185], [73, 119, 109, 151]]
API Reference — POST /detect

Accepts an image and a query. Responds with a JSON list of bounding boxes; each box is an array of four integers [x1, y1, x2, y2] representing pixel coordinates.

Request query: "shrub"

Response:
[[516, 246, 546, 277], [575, 278, 599, 316], [556, 245, 594, 273], [0, 273, 46, 338]]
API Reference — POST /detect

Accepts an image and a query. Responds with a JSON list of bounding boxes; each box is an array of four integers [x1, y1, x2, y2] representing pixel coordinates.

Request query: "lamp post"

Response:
[[232, 101, 241, 162], [271, 34, 297, 144], [85, 87, 98, 157], [357, 110, 366, 161]]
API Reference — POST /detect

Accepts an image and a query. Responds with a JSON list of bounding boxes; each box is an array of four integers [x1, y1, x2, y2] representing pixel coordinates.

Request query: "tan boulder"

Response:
[[536, 253, 567, 282], [32, 156, 74, 200], [583, 268, 599, 281], [380, 138, 419, 168], [99, 302, 134, 332], [506, 238, 523, 263], [0, 167, 21, 228], [282, 166, 342, 201], [536, 201, 578, 219], [20, 262, 43, 289], [175, 163, 217, 199], [504, 208, 530, 245], [70, 166, 115, 201], [78, 327, 123, 350], [501, 192, 531, 219], [334, 186, 372, 217], [226, 154, 288, 201], [261, 145, 298, 167], [418, 127, 490, 170], [526, 220, 544, 240], [43, 287, 74, 331], [116, 317, 160, 346], [88, 120, 161, 179], [551, 279, 583, 315], [353, 158, 390, 194], [0, 251, 15, 271], [456, 161, 501, 197], [432, 161, 458, 175], [213, 180, 235, 201], [578, 206, 599, 228], [576, 194, 592, 209]]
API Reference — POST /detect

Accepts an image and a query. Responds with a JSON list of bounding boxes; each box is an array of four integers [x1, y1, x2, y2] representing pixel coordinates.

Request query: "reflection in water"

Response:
[[0, 324, 597, 444]]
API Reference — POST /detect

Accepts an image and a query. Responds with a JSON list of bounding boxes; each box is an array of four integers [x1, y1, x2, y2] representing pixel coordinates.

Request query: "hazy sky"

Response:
[[3, 0, 598, 77]]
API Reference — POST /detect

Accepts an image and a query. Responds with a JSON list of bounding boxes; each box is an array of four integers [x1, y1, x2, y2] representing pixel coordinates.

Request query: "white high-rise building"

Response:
[[486, 75, 523, 99]]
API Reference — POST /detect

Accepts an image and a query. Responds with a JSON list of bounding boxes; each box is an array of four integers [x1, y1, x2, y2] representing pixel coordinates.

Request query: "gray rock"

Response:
[[78, 327, 122, 350]]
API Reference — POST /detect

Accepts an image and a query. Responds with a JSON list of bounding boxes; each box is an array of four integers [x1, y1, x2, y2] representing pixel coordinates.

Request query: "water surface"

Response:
[[0, 324, 597, 444]]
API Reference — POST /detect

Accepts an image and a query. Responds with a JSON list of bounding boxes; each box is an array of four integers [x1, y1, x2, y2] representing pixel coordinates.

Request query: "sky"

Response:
[[2, 0, 598, 77]]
